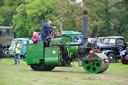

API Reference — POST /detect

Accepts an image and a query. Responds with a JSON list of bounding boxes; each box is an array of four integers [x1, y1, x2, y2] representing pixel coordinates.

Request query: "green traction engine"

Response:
[[26, 11, 109, 73]]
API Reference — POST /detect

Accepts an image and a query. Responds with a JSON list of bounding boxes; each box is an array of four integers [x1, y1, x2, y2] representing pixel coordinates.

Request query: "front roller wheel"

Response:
[[30, 63, 55, 71], [83, 53, 109, 73]]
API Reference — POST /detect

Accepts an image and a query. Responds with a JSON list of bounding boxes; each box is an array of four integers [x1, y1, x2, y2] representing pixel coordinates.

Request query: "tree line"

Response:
[[0, 0, 128, 40]]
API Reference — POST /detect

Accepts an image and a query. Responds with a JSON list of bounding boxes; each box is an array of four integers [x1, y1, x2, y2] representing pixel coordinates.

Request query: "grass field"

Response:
[[0, 58, 128, 85]]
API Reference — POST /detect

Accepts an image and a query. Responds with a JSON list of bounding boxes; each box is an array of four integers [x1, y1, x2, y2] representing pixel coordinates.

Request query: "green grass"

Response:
[[0, 58, 128, 85]]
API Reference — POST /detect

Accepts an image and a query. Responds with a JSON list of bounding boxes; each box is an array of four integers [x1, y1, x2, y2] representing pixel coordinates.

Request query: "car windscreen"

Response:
[[23, 40, 29, 45], [11, 40, 22, 46], [116, 39, 125, 45], [103, 38, 116, 44], [109, 39, 116, 44], [103, 39, 109, 44]]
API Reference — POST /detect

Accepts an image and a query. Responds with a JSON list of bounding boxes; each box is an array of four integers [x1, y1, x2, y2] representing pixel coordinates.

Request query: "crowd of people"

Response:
[[32, 20, 56, 44]]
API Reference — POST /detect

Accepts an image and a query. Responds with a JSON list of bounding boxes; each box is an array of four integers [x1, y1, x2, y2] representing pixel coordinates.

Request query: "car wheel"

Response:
[[3, 48, 10, 58], [23, 53, 26, 61], [107, 53, 117, 63], [121, 56, 128, 64]]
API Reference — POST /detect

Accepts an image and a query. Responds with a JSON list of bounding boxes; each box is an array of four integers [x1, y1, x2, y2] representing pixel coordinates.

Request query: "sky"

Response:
[[70, 0, 83, 7], [76, 0, 82, 3], [75, 0, 83, 7]]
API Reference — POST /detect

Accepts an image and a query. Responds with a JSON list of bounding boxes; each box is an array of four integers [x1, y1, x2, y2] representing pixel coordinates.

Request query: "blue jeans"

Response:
[[14, 54, 20, 64]]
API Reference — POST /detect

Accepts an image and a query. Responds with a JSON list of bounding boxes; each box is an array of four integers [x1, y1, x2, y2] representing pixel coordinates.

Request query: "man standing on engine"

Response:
[[41, 20, 56, 41]]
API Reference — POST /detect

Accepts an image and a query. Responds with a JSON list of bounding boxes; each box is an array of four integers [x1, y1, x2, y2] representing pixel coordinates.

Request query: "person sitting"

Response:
[[32, 32, 38, 44], [37, 33, 42, 41]]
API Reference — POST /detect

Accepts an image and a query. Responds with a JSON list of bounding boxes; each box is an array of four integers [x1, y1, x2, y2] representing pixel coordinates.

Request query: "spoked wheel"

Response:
[[3, 48, 9, 58], [121, 56, 128, 64], [82, 53, 109, 73], [30, 63, 55, 71], [107, 53, 117, 63]]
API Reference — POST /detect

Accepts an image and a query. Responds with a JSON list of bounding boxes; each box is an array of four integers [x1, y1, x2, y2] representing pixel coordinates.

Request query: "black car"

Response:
[[96, 36, 126, 63], [120, 47, 128, 64]]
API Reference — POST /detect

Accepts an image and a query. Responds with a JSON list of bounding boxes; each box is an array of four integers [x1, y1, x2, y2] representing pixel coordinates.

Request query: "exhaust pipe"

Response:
[[82, 10, 88, 42], [78, 10, 90, 55]]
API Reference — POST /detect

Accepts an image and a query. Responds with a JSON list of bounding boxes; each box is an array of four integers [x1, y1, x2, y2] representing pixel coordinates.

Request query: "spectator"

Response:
[[12, 41, 21, 64], [32, 32, 38, 44], [38, 33, 42, 41]]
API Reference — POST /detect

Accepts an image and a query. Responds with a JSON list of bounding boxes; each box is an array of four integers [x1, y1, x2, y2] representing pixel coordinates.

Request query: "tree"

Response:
[[83, 0, 128, 40], [110, 0, 128, 40], [1, 0, 128, 39], [53, 0, 83, 33], [0, 0, 23, 26], [13, 0, 56, 37]]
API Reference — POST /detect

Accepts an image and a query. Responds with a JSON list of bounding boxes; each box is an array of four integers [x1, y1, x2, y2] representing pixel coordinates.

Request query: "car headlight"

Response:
[[120, 52, 125, 56]]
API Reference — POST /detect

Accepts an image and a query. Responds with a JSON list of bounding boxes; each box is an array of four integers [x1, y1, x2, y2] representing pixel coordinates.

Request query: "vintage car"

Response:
[[96, 36, 126, 63], [120, 47, 128, 64], [9, 38, 33, 57], [62, 31, 83, 43]]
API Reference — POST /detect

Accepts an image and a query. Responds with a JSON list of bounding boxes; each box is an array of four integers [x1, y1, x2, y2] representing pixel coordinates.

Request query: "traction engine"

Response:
[[26, 11, 109, 73]]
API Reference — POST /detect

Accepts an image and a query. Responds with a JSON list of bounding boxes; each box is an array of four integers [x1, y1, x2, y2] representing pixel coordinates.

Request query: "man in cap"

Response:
[[41, 20, 56, 41]]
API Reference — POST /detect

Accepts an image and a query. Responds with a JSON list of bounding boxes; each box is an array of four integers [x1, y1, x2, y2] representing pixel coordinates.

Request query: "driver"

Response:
[[41, 20, 56, 41]]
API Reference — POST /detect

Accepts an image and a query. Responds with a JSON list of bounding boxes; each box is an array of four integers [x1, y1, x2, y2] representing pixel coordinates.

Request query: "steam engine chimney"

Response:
[[82, 10, 88, 42]]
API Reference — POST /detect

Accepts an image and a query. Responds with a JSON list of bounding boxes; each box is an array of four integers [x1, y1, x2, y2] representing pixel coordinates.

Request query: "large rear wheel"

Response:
[[45, 65, 55, 71], [30, 63, 55, 71]]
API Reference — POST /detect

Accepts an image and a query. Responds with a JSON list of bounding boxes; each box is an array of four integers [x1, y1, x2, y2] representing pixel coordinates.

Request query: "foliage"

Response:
[[13, 0, 56, 37], [52, 0, 83, 33], [84, 0, 128, 39], [0, 0, 128, 40], [0, 0, 23, 26]]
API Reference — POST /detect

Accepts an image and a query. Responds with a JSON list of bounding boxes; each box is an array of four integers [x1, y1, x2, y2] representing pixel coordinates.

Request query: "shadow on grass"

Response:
[[52, 70, 110, 74], [0, 58, 4, 61], [52, 70, 86, 74], [21, 69, 110, 75]]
